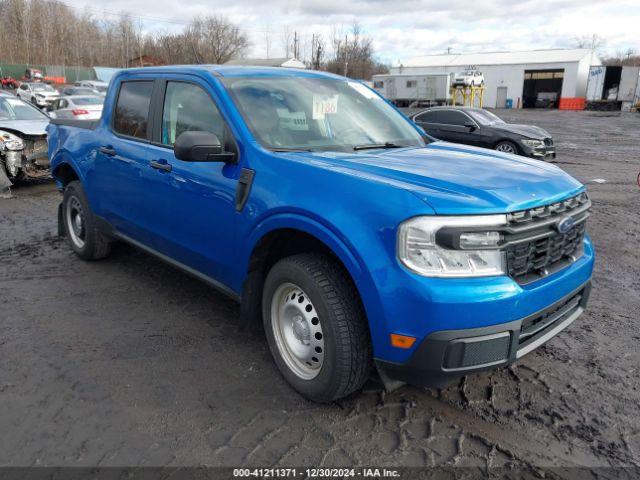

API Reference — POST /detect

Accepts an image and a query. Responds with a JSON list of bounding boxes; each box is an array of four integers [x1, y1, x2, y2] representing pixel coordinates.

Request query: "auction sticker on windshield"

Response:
[[312, 94, 339, 120]]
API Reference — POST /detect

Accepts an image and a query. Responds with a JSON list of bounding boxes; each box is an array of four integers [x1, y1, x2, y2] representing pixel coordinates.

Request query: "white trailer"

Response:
[[586, 65, 640, 106], [372, 73, 451, 107]]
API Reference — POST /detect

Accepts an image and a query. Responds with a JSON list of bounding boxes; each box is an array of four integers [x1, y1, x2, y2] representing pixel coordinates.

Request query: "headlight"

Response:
[[0, 131, 24, 151], [398, 215, 506, 277], [521, 139, 543, 148]]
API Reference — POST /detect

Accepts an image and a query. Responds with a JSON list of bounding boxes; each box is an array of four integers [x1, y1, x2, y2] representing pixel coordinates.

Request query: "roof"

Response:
[[224, 58, 306, 69], [403, 48, 595, 68], [118, 65, 341, 79]]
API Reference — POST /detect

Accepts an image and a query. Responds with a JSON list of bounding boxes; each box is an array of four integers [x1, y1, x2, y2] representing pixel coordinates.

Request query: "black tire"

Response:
[[262, 253, 372, 402], [62, 180, 111, 260], [495, 140, 519, 155]]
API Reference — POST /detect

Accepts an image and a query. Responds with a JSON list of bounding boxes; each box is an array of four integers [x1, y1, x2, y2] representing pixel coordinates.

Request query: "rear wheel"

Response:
[[62, 181, 111, 260], [495, 140, 518, 155], [262, 253, 372, 402]]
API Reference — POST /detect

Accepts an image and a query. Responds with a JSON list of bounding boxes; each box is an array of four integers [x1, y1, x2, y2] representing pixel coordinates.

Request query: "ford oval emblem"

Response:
[[557, 216, 575, 234]]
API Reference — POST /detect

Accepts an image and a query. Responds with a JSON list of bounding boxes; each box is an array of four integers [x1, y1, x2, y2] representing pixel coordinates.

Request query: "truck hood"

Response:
[[293, 142, 583, 214], [0, 119, 49, 136], [494, 123, 551, 139]]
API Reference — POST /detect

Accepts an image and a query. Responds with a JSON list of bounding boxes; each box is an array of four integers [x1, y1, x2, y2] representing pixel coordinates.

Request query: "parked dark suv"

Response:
[[412, 107, 556, 160]]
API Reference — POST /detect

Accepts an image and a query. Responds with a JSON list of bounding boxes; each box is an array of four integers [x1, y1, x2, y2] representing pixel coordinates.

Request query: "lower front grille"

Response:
[[506, 222, 586, 284], [518, 287, 585, 347]]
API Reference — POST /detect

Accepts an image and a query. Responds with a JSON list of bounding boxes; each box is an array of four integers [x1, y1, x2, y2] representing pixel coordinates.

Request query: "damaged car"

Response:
[[0, 95, 50, 195]]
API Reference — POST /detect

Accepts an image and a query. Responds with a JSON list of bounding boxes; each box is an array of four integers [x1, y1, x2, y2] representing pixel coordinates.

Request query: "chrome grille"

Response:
[[507, 192, 589, 224]]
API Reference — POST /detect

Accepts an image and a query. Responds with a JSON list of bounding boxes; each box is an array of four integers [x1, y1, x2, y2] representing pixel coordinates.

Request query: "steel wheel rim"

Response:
[[66, 195, 86, 248], [270, 282, 324, 380], [496, 143, 516, 153]]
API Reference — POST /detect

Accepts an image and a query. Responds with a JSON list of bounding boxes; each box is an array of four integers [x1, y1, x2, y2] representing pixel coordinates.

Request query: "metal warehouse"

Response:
[[386, 48, 600, 109]]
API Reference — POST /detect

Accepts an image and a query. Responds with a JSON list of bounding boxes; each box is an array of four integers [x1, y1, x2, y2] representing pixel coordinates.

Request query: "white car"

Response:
[[16, 82, 60, 109], [49, 95, 103, 120], [74, 80, 108, 96], [452, 70, 484, 87]]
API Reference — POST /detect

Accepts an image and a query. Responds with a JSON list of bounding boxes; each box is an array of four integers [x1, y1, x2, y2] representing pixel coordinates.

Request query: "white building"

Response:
[[224, 57, 306, 69], [391, 48, 600, 109]]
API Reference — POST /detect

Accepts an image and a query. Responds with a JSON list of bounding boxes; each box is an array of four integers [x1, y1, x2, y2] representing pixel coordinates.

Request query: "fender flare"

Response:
[[240, 211, 385, 332], [50, 151, 85, 187]]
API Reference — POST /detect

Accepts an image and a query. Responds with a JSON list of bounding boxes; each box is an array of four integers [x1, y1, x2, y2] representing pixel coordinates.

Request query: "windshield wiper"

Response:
[[353, 142, 402, 151], [270, 147, 315, 152]]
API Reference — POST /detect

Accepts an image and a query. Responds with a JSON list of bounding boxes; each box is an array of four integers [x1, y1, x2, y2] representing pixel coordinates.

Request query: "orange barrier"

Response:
[[559, 97, 585, 110], [45, 76, 66, 84]]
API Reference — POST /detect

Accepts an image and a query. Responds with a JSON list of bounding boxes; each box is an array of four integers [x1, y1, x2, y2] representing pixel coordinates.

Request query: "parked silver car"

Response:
[[74, 80, 108, 96], [61, 86, 102, 97], [16, 82, 60, 108], [49, 95, 103, 120]]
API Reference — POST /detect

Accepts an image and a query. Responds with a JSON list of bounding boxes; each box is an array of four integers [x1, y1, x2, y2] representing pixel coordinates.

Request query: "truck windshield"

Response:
[[222, 76, 424, 152]]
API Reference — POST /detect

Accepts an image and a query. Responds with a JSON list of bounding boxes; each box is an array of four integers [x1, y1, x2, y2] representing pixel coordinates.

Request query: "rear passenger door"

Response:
[[90, 79, 158, 244]]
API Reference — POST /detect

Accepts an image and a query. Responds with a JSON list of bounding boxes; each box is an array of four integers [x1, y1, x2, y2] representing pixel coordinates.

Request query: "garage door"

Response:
[[522, 69, 564, 108]]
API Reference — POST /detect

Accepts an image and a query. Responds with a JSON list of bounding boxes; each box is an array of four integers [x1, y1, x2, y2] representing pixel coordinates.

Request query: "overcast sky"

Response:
[[69, 0, 639, 63]]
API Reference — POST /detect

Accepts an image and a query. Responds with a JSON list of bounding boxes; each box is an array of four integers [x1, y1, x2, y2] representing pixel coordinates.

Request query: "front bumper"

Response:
[[377, 281, 591, 388], [524, 143, 556, 160], [35, 96, 58, 108]]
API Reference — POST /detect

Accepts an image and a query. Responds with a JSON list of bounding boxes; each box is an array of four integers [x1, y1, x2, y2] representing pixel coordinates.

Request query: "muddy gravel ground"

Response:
[[0, 110, 639, 474]]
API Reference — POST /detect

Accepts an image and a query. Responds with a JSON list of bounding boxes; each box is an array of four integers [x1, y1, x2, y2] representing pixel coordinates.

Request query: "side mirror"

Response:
[[464, 121, 477, 131], [173, 131, 235, 163]]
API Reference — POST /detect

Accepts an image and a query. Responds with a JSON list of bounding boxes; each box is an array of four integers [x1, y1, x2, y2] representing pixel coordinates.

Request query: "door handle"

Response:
[[150, 160, 172, 172], [98, 146, 116, 156]]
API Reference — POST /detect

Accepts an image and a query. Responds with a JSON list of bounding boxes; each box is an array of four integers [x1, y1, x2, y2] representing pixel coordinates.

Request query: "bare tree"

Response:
[[325, 23, 388, 80], [574, 34, 606, 53]]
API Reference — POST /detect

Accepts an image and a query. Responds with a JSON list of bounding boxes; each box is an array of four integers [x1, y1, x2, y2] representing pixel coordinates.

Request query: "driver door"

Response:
[[143, 78, 242, 288]]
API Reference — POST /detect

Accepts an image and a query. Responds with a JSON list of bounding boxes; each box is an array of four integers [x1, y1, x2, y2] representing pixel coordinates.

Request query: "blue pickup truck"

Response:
[[47, 66, 594, 402]]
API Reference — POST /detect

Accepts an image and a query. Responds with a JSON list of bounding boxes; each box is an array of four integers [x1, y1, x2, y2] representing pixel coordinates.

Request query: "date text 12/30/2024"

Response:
[[233, 468, 401, 478]]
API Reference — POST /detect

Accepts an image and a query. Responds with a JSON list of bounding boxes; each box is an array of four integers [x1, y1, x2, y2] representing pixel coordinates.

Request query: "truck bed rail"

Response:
[[50, 118, 98, 130]]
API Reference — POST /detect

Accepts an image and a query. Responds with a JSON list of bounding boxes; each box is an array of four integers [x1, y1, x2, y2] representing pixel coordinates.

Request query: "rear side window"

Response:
[[437, 110, 468, 126], [113, 81, 153, 139], [414, 110, 440, 123]]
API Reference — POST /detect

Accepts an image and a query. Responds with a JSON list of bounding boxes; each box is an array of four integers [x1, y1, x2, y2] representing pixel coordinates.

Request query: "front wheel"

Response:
[[262, 253, 372, 402], [495, 141, 518, 155], [62, 181, 111, 260]]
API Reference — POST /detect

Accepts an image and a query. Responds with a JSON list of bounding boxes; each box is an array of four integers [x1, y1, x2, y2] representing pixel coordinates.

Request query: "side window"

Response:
[[161, 82, 225, 146], [438, 110, 468, 126], [20, 84, 28, 91], [113, 81, 153, 139], [58, 99, 67, 109], [414, 111, 439, 123]]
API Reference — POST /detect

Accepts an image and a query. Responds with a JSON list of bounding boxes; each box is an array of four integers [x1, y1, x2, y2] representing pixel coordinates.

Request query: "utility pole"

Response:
[[293, 31, 299, 59]]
